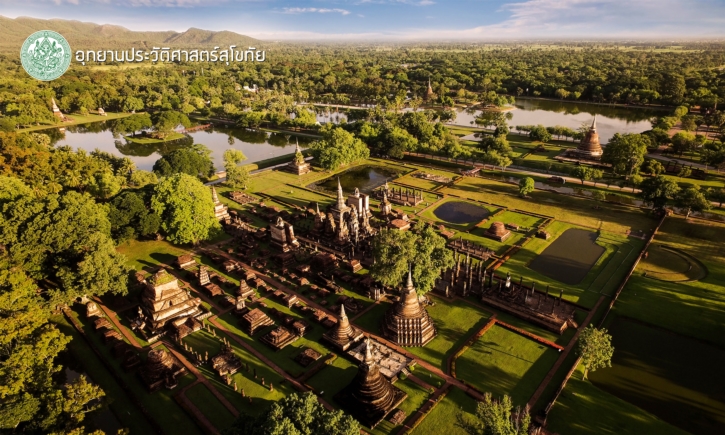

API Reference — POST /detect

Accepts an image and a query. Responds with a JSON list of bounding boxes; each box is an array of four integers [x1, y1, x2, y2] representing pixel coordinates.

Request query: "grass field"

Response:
[[407, 298, 493, 372], [412, 387, 478, 435], [185, 383, 237, 432], [456, 325, 560, 405], [124, 132, 186, 144], [495, 221, 643, 308], [117, 239, 189, 271], [546, 366, 689, 435], [613, 216, 725, 346], [590, 317, 725, 435]]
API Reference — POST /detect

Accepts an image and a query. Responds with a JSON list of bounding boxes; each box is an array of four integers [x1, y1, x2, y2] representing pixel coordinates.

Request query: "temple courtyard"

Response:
[[58, 156, 725, 435]]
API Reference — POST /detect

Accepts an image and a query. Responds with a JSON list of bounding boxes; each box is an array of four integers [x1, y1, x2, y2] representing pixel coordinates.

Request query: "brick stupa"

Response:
[[381, 270, 437, 347], [335, 339, 408, 428], [323, 304, 365, 351]]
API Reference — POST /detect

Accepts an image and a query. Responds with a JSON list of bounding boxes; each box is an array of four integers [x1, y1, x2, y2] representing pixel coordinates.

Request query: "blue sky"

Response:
[[2, 0, 725, 40]]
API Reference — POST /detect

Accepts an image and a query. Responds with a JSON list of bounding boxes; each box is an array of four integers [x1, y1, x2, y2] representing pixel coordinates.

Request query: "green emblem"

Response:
[[20, 30, 72, 81]]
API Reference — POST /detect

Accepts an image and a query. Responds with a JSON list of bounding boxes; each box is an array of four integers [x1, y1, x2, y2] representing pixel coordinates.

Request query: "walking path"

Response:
[[527, 295, 606, 408], [175, 382, 220, 435]]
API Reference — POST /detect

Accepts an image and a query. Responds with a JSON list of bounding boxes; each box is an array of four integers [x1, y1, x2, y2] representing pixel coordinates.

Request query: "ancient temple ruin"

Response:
[[575, 117, 603, 159], [373, 182, 423, 206], [285, 140, 311, 175], [323, 304, 365, 351], [484, 221, 512, 242], [269, 216, 300, 252], [136, 269, 204, 340], [336, 339, 408, 429], [139, 348, 186, 392], [381, 270, 437, 347], [211, 187, 230, 222], [308, 180, 376, 248]]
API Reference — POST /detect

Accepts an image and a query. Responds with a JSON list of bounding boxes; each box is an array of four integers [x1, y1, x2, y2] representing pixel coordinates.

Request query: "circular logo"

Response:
[[20, 30, 72, 81]]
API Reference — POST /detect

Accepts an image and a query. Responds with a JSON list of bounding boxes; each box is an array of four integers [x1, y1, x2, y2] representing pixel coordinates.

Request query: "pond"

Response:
[[528, 228, 605, 285], [309, 165, 402, 195], [46, 122, 312, 171], [432, 200, 490, 224], [453, 98, 667, 144]]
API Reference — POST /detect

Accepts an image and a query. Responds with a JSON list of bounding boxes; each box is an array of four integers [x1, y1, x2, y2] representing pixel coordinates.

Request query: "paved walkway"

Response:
[[527, 295, 606, 408]]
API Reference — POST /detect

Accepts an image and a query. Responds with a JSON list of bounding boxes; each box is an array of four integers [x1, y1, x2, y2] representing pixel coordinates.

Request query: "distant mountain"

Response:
[[0, 16, 259, 52]]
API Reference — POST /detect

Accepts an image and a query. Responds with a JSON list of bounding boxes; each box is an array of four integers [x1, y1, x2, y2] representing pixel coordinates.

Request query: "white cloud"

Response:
[[356, 0, 434, 5], [281, 7, 351, 15]]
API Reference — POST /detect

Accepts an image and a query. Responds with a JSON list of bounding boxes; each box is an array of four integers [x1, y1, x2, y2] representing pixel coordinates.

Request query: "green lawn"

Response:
[[395, 168, 460, 191], [124, 132, 186, 144], [613, 216, 725, 346], [117, 239, 189, 271], [370, 378, 432, 435], [589, 316, 725, 435], [494, 221, 644, 308], [546, 367, 689, 435], [352, 301, 392, 335], [53, 315, 158, 435], [185, 383, 237, 432], [456, 325, 560, 405], [407, 297, 493, 372], [412, 387, 478, 435]]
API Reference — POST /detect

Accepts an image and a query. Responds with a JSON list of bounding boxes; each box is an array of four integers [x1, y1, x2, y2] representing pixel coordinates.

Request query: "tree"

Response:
[[129, 170, 158, 188], [153, 144, 215, 179], [122, 96, 144, 112], [113, 113, 152, 137], [571, 166, 592, 185], [225, 392, 360, 435], [528, 125, 552, 143], [591, 190, 606, 206], [589, 169, 604, 186], [151, 173, 221, 244], [107, 190, 161, 242], [676, 186, 711, 218], [0, 189, 131, 300], [677, 166, 692, 179], [223, 149, 249, 189], [670, 132, 696, 156], [370, 225, 454, 295], [152, 110, 190, 138], [518, 177, 534, 197], [459, 393, 530, 435], [0, 117, 15, 132], [310, 127, 369, 170], [711, 188, 725, 207], [577, 325, 614, 380], [639, 175, 680, 211], [641, 159, 665, 176], [601, 133, 649, 176], [629, 173, 643, 193]]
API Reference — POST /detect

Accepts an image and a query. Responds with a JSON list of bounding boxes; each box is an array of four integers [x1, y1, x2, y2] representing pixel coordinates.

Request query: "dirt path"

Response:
[[175, 380, 220, 435]]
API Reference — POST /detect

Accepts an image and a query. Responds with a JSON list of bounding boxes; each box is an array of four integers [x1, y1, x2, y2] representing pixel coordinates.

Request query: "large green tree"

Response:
[[151, 173, 221, 244], [310, 127, 370, 170], [0, 187, 130, 301], [223, 149, 249, 189], [577, 325, 614, 380], [459, 393, 531, 435], [370, 225, 453, 295], [601, 133, 650, 176], [225, 392, 360, 435], [639, 175, 680, 211], [153, 144, 215, 179], [676, 186, 711, 218]]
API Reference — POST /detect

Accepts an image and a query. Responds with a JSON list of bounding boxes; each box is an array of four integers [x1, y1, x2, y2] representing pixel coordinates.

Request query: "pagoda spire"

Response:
[[211, 186, 219, 203], [363, 338, 374, 365], [336, 177, 345, 208], [591, 115, 597, 131], [295, 138, 302, 154]]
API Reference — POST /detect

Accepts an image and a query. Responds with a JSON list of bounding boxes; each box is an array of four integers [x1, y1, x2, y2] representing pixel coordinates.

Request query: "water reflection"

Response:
[[432, 200, 490, 224], [46, 121, 312, 171], [310, 165, 401, 194]]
